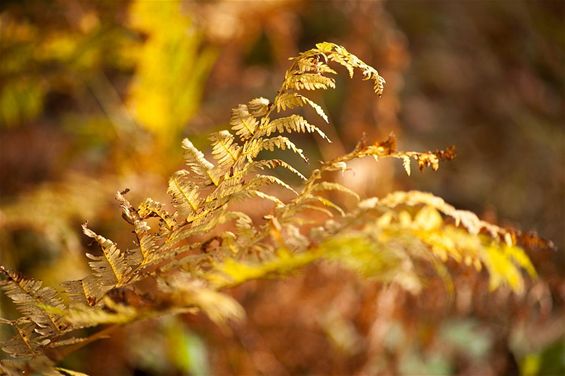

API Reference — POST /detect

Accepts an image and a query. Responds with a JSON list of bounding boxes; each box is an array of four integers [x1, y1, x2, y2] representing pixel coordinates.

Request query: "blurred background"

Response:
[[0, 0, 563, 375]]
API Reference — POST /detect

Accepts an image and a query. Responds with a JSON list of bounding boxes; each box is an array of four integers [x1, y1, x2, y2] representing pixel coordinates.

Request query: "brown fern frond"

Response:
[[82, 225, 133, 287], [0, 268, 67, 336]]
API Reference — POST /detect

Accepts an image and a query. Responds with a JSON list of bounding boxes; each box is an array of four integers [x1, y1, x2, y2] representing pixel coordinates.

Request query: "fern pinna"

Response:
[[0, 42, 536, 375]]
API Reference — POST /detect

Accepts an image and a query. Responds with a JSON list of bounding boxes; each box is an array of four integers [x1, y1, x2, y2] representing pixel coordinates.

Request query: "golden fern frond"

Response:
[[311, 181, 360, 201], [137, 197, 176, 230], [135, 228, 160, 265], [309, 195, 346, 216], [238, 190, 284, 207], [207, 249, 319, 289], [210, 130, 241, 171], [280, 42, 385, 96], [0, 268, 67, 336], [0, 43, 542, 374], [115, 191, 161, 266], [282, 192, 345, 219], [387, 148, 456, 176], [314, 42, 386, 95], [332, 134, 455, 176], [157, 277, 244, 326], [166, 209, 241, 249], [283, 73, 336, 91], [181, 138, 218, 186], [62, 297, 139, 328], [167, 170, 202, 222], [61, 276, 107, 307], [243, 174, 298, 196], [0, 355, 59, 376], [263, 114, 329, 141], [293, 203, 336, 219], [247, 97, 271, 117], [230, 104, 258, 140], [82, 225, 133, 287], [0, 319, 40, 358], [296, 58, 337, 75], [249, 136, 308, 162], [204, 170, 247, 204], [379, 191, 510, 239], [322, 193, 537, 294], [250, 159, 307, 181], [274, 92, 329, 123], [273, 92, 304, 112]]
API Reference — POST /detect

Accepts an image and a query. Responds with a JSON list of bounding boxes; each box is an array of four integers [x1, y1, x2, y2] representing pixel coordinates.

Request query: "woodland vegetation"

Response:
[[0, 1, 563, 375]]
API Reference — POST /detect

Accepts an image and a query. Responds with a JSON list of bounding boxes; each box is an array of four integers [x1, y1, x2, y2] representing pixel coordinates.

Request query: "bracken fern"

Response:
[[0, 42, 536, 375]]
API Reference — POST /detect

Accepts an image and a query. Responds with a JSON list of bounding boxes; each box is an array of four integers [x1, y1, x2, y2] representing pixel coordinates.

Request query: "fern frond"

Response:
[[244, 174, 298, 195], [274, 92, 305, 112], [314, 42, 386, 95], [136, 227, 160, 264], [204, 170, 246, 204], [247, 97, 271, 117], [311, 181, 360, 201], [167, 170, 201, 222], [181, 138, 218, 186], [332, 193, 536, 293], [379, 191, 507, 239], [158, 278, 244, 325], [251, 159, 307, 181], [63, 297, 139, 328], [274, 92, 329, 123], [292, 53, 337, 74], [0, 267, 67, 335], [239, 190, 284, 207], [210, 130, 241, 170], [137, 197, 176, 230], [82, 225, 132, 287], [61, 276, 108, 307], [288, 194, 345, 217], [250, 136, 308, 162], [283, 73, 336, 91], [0, 42, 541, 374], [0, 319, 40, 357], [208, 250, 319, 289], [263, 114, 329, 141], [389, 148, 456, 176], [115, 191, 162, 266], [230, 104, 258, 141], [294, 203, 336, 219], [0, 355, 58, 376]]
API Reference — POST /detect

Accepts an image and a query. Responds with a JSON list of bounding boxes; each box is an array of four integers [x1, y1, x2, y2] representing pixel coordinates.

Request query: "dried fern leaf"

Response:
[[82, 225, 133, 287], [283, 73, 336, 91], [264, 115, 329, 141], [244, 174, 298, 196], [181, 138, 218, 186], [230, 104, 258, 140], [0, 267, 67, 335], [253, 136, 308, 162], [0, 355, 58, 376], [158, 277, 244, 326], [274, 92, 329, 123], [250, 159, 307, 181], [61, 276, 108, 307], [63, 298, 139, 328], [0, 320, 39, 357], [167, 170, 202, 222], [210, 130, 241, 169], [137, 197, 175, 229], [311, 181, 360, 201]]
